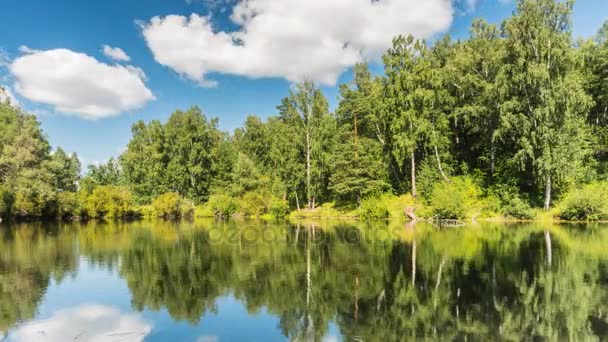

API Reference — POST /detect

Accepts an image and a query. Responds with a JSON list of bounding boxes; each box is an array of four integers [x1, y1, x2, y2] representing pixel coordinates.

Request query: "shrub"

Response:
[[138, 204, 155, 219], [194, 204, 214, 218], [152, 192, 183, 218], [289, 202, 342, 219], [239, 191, 266, 216], [501, 196, 534, 220], [491, 184, 534, 220], [207, 194, 239, 218], [428, 176, 482, 219], [269, 197, 289, 219], [85, 186, 133, 219], [57, 191, 81, 219], [558, 182, 608, 221], [359, 197, 389, 220]]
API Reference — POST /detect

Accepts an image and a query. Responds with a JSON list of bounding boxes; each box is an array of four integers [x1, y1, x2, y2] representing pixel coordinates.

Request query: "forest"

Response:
[[1, 0, 608, 222]]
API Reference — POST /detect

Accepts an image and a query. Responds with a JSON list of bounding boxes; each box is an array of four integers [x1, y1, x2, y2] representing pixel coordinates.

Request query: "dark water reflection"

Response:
[[1, 220, 608, 341]]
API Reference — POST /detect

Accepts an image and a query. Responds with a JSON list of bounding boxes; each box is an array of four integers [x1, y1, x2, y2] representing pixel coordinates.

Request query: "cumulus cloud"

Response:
[[10, 304, 152, 342], [10, 48, 155, 119], [102, 45, 131, 62], [141, 0, 454, 86]]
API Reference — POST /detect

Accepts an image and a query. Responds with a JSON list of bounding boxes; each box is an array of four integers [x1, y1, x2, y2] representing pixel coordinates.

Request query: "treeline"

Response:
[[1, 0, 608, 221]]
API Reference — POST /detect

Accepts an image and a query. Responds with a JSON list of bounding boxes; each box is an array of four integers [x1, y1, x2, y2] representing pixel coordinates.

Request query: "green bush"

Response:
[[207, 194, 239, 218], [194, 204, 214, 218], [428, 176, 482, 219], [359, 197, 389, 220], [152, 192, 183, 218], [84, 186, 133, 219], [490, 184, 533, 220], [57, 191, 81, 219], [558, 182, 608, 221], [502, 196, 534, 220], [239, 191, 266, 216], [269, 197, 288, 219]]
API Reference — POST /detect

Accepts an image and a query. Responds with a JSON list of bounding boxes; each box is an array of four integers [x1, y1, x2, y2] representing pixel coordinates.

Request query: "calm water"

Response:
[[1, 220, 608, 341]]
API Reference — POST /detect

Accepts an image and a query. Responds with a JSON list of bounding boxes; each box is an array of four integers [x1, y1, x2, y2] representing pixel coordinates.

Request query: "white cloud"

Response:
[[10, 48, 155, 119], [18, 45, 41, 54], [141, 0, 454, 86], [9, 304, 152, 342], [102, 45, 131, 62]]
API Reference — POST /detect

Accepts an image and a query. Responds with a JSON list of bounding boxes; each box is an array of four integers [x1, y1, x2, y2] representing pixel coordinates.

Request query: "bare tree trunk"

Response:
[[434, 145, 449, 181], [411, 150, 417, 197], [544, 175, 551, 210], [306, 129, 312, 209], [295, 191, 301, 211]]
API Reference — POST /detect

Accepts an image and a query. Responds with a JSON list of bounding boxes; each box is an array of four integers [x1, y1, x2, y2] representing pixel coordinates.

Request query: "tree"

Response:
[[500, 0, 593, 209], [278, 81, 334, 209], [384, 36, 452, 197], [330, 130, 389, 206], [449, 20, 505, 178], [47, 147, 80, 192], [80, 157, 122, 193]]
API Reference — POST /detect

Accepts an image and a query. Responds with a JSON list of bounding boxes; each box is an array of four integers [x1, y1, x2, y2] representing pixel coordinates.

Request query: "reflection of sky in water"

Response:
[[6, 257, 340, 341], [9, 304, 151, 341]]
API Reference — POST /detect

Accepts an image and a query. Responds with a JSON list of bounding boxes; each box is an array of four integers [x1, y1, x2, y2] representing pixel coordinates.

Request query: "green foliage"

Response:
[[151, 192, 192, 219], [56, 191, 81, 219], [84, 186, 133, 219], [359, 197, 390, 220], [120, 107, 223, 204], [239, 191, 266, 217], [558, 182, 608, 221], [3, 4, 608, 222], [428, 176, 483, 219], [269, 197, 289, 219], [207, 194, 238, 218], [492, 185, 534, 220]]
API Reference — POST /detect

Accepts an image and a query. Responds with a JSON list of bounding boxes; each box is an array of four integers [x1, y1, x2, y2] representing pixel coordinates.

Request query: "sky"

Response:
[[0, 0, 606, 167]]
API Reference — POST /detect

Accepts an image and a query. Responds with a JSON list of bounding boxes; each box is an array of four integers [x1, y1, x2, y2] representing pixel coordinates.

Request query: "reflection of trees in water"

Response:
[[0, 223, 78, 332], [2, 221, 608, 340]]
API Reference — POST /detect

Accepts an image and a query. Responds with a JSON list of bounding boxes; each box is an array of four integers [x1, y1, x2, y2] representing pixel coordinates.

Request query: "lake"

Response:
[[1, 220, 607, 341]]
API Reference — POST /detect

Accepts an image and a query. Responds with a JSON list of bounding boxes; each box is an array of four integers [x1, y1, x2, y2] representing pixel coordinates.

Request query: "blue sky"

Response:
[[0, 0, 606, 167]]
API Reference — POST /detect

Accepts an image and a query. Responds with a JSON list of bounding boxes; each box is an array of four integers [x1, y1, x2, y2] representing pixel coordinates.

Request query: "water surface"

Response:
[[1, 220, 608, 341]]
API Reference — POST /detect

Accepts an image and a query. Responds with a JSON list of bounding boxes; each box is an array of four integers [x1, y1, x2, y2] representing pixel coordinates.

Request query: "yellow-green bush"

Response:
[[558, 182, 608, 221], [239, 191, 266, 217], [359, 194, 415, 220], [269, 197, 289, 219], [194, 204, 214, 218], [150, 192, 193, 218], [427, 176, 484, 219], [207, 194, 239, 218], [289, 202, 342, 219], [359, 197, 389, 220], [56, 191, 81, 218], [84, 185, 133, 219]]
